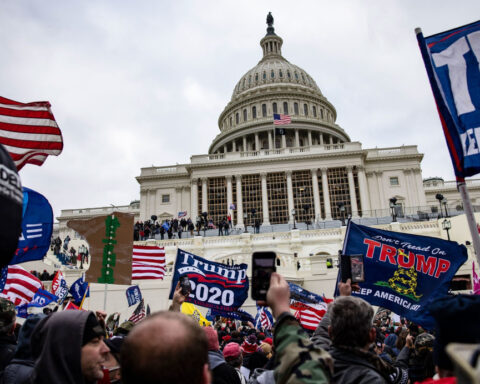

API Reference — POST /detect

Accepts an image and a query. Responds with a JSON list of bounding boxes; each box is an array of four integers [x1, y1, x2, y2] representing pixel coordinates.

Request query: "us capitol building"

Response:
[[55, 15, 479, 314]]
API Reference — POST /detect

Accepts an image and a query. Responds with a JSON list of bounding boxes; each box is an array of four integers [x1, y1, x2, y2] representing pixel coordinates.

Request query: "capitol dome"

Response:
[[209, 13, 350, 155]]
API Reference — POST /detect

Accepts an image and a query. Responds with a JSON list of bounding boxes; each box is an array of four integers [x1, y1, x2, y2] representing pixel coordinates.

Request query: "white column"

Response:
[[255, 133, 260, 151], [347, 166, 359, 218], [329, 135, 334, 144], [176, 187, 182, 215], [191, 178, 198, 219], [286, 171, 295, 223], [375, 171, 386, 212], [321, 168, 332, 220], [403, 169, 413, 207], [236, 175, 243, 226], [282, 135, 287, 149], [226, 175, 233, 219], [357, 167, 370, 217], [311, 169, 321, 222], [202, 177, 208, 214], [140, 190, 148, 220], [268, 131, 273, 149], [223, 144, 227, 153], [149, 189, 156, 217], [308, 131, 312, 147], [295, 129, 300, 147], [261, 173, 270, 225], [319, 134, 324, 145], [243, 137, 247, 152], [414, 168, 427, 206], [232, 141, 236, 152]]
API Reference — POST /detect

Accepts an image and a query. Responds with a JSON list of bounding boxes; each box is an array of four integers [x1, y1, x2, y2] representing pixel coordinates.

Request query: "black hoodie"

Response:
[[30, 311, 96, 384]]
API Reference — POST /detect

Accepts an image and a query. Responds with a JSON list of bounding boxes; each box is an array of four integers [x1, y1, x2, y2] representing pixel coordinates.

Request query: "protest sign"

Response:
[[337, 222, 468, 329], [169, 249, 249, 312], [51, 270, 69, 304], [67, 212, 134, 285], [126, 285, 142, 307]]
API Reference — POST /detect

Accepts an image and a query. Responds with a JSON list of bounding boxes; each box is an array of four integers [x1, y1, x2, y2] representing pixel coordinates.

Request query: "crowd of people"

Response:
[[49, 236, 89, 268], [0, 274, 476, 383], [28, 270, 55, 282]]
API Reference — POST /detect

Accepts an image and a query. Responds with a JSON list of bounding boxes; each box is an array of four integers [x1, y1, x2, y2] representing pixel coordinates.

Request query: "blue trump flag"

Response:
[[337, 222, 468, 329], [416, 20, 480, 179], [169, 249, 249, 312], [69, 276, 90, 304], [32, 289, 57, 307], [210, 308, 255, 324], [10, 187, 53, 265], [126, 285, 142, 307]]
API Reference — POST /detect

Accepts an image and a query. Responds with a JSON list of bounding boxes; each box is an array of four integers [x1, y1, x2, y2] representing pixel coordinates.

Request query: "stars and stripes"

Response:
[[0, 96, 63, 171], [273, 113, 291, 125], [0, 265, 43, 306], [128, 298, 146, 323], [132, 245, 166, 280], [292, 301, 328, 331]]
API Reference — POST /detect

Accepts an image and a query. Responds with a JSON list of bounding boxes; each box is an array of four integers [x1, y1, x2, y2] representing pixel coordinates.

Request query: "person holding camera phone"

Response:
[[258, 272, 333, 384]]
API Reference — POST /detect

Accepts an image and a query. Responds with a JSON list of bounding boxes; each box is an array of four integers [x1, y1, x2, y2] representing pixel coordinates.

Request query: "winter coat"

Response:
[[208, 350, 241, 384], [0, 334, 17, 372]]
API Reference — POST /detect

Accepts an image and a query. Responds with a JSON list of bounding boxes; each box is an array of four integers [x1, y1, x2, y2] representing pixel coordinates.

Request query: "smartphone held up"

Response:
[[251, 251, 276, 301], [340, 254, 365, 283]]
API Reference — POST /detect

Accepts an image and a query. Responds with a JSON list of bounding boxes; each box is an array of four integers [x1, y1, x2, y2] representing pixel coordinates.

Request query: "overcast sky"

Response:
[[2, 1, 480, 219]]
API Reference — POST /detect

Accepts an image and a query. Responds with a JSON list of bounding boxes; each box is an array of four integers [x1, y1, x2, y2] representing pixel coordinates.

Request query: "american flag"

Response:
[[128, 298, 146, 323], [132, 245, 166, 280], [0, 96, 63, 171], [291, 300, 329, 331], [0, 265, 43, 306], [273, 113, 291, 125]]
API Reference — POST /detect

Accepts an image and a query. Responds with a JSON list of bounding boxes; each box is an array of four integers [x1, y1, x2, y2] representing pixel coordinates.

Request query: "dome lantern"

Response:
[[260, 12, 283, 60]]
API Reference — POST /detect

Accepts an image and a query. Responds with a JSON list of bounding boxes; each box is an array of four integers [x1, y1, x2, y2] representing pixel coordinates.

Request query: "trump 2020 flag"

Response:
[[126, 285, 142, 307], [51, 271, 69, 304], [169, 249, 249, 312], [10, 187, 53, 265], [255, 305, 273, 330], [337, 222, 468, 329], [416, 20, 480, 179]]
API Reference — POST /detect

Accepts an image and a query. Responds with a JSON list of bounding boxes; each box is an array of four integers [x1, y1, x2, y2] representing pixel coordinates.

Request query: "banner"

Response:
[[416, 20, 480, 179], [32, 289, 57, 307], [10, 187, 53, 265], [209, 307, 255, 324], [169, 249, 249, 312], [254, 305, 273, 330], [289, 282, 331, 331], [67, 212, 134, 285], [337, 222, 468, 329], [181, 302, 211, 326], [69, 276, 89, 304], [51, 271, 69, 304], [126, 285, 142, 307]]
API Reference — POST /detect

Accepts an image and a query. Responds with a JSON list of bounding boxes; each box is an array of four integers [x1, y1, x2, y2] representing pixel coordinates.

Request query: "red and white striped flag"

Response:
[[132, 245, 166, 280], [0, 265, 43, 306], [273, 113, 292, 125], [128, 299, 146, 323], [291, 300, 329, 331], [0, 96, 63, 171]]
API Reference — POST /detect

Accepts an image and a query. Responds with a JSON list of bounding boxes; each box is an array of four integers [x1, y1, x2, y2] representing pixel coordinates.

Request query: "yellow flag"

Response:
[[181, 302, 211, 326]]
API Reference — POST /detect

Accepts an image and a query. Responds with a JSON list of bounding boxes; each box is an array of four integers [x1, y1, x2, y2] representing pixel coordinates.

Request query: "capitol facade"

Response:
[[54, 16, 480, 315]]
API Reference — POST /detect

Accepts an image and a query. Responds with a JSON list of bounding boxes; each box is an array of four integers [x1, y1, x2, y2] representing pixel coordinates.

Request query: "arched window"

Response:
[[312, 106, 317, 117], [304, 104, 308, 116], [263, 71, 266, 80], [248, 75, 251, 85], [283, 102, 288, 114], [294, 103, 299, 115], [252, 106, 257, 119], [229, 116, 232, 127], [235, 113, 239, 125], [320, 109, 324, 119], [301, 73, 306, 82], [279, 69, 283, 78], [262, 104, 267, 117], [243, 78, 246, 88], [287, 70, 291, 79], [295, 72, 299, 80], [255, 73, 259, 82], [243, 109, 247, 122], [273, 102, 278, 114], [271, 70, 275, 78]]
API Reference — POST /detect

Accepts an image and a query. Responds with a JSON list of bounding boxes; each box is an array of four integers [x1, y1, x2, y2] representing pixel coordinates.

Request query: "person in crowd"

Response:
[[218, 219, 224, 236], [241, 334, 258, 368], [311, 279, 408, 383], [0, 299, 17, 372], [178, 225, 183, 239], [203, 326, 241, 384], [254, 219, 260, 234], [121, 311, 210, 384], [102, 336, 124, 384], [403, 332, 435, 382], [188, 220, 195, 236], [223, 342, 247, 384], [30, 310, 109, 383], [2, 314, 46, 384]]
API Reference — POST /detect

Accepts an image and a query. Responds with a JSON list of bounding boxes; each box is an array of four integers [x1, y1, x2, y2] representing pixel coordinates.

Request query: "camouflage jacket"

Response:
[[273, 313, 332, 384]]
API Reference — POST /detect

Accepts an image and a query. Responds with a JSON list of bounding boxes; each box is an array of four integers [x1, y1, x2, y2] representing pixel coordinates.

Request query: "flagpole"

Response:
[[458, 181, 480, 265], [103, 283, 108, 311], [79, 283, 89, 309]]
